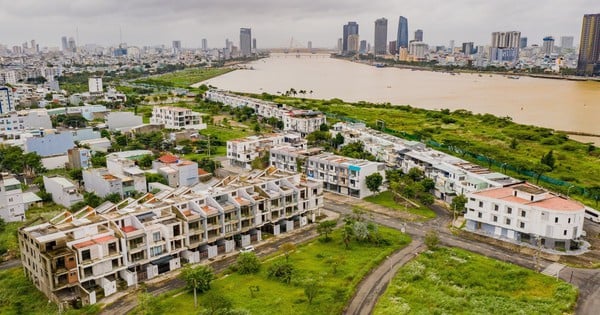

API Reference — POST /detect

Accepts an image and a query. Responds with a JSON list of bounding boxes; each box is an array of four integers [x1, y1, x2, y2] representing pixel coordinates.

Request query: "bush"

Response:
[[236, 252, 261, 274], [425, 230, 439, 250], [267, 261, 294, 284]]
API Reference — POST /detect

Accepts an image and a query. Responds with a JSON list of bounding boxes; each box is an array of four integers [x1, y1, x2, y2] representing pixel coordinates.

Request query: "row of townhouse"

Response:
[[331, 121, 588, 250], [270, 145, 386, 199], [204, 90, 326, 136], [150, 106, 207, 130], [19, 168, 323, 306], [0, 172, 42, 222], [227, 133, 306, 169]]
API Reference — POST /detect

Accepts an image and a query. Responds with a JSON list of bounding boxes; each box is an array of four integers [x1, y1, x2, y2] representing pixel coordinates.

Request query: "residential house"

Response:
[[43, 176, 84, 208]]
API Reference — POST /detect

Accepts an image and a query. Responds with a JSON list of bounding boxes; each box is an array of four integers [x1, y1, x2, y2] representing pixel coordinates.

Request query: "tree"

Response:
[[541, 150, 556, 170], [317, 220, 336, 241], [450, 194, 468, 214], [68, 168, 83, 182], [138, 154, 153, 169], [134, 291, 167, 315], [236, 252, 261, 274], [304, 280, 319, 304], [104, 193, 122, 203], [342, 225, 354, 249], [425, 230, 439, 250], [280, 242, 296, 262], [267, 261, 294, 284], [319, 123, 329, 132], [332, 133, 345, 149], [145, 173, 168, 186], [200, 291, 233, 315], [365, 173, 383, 193], [180, 264, 214, 309], [352, 221, 368, 242], [532, 163, 552, 184], [407, 167, 424, 181], [91, 152, 107, 167]]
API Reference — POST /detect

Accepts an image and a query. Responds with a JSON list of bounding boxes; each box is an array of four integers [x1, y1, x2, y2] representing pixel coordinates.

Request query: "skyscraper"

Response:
[[307, 41, 312, 49], [201, 38, 208, 51], [172, 40, 182, 54], [61, 36, 68, 51], [374, 18, 388, 55], [577, 13, 600, 76], [68, 37, 76, 52], [560, 36, 574, 49], [520, 37, 528, 48], [342, 22, 359, 53], [348, 34, 360, 53], [462, 42, 474, 55], [542, 36, 554, 55], [414, 29, 423, 42], [490, 31, 521, 62], [359, 40, 367, 54], [397, 16, 408, 49], [240, 28, 252, 57]]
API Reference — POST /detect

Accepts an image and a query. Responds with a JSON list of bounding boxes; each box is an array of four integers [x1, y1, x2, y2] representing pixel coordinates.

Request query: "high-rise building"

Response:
[[0, 86, 14, 114], [414, 29, 423, 42], [490, 31, 521, 62], [560, 36, 574, 49], [449, 40, 455, 52], [342, 22, 359, 53], [389, 41, 398, 55], [347, 34, 360, 53], [409, 42, 428, 60], [542, 36, 555, 55], [577, 14, 600, 76], [172, 40, 182, 54], [397, 16, 408, 49], [374, 18, 388, 55], [307, 41, 312, 49], [201, 38, 208, 51], [462, 42, 474, 55], [88, 77, 103, 94], [252, 38, 257, 51], [61, 36, 68, 51], [240, 28, 252, 57], [520, 37, 528, 48], [359, 40, 367, 54], [337, 38, 343, 52], [68, 37, 76, 52]]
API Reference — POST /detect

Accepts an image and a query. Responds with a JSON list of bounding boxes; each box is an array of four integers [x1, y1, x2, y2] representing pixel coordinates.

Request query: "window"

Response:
[[507, 207, 512, 214], [478, 201, 483, 208], [520, 222, 525, 229], [568, 218, 571, 224], [131, 251, 144, 262], [555, 217, 559, 223], [150, 246, 163, 257], [494, 204, 499, 211], [153, 232, 161, 242], [520, 210, 526, 218], [81, 249, 91, 261], [477, 212, 482, 218], [493, 215, 498, 222], [505, 218, 511, 225], [563, 230, 567, 236]]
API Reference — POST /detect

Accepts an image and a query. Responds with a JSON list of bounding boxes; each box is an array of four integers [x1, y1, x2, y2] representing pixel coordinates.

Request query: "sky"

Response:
[[0, 0, 599, 49]]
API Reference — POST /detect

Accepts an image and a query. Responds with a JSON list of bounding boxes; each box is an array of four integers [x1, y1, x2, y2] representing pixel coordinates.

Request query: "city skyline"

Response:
[[0, 0, 598, 48]]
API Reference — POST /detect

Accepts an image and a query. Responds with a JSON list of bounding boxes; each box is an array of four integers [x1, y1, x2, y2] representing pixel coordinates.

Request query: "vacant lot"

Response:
[[364, 191, 436, 219], [374, 247, 578, 315]]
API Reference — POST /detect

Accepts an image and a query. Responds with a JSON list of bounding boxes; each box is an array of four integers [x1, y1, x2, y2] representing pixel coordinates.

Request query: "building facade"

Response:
[[19, 168, 323, 305], [342, 22, 359, 53], [465, 183, 585, 250], [397, 16, 409, 49], [0, 86, 14, 114], [152, 154, 199, 187], [227, 134, 306, 169], [374, 18, 388, 55], [0, 109, 52, 135], [240, 28, 252, 57], [67, 148, 91, 169], [0, 173, 41, 222], [577, 13, 600, 76], [414, 29, 423, 42], [106, 112, 143, 131], [490, 31, 521, 62], [542, 36, 555, 55], [43, 176, 84, 208], [88, 77, 102, 94], [150, 106, 206, 130]]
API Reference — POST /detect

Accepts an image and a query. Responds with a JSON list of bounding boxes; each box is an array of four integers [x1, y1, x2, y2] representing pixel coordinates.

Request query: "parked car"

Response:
[[240, 245, 255, 253]]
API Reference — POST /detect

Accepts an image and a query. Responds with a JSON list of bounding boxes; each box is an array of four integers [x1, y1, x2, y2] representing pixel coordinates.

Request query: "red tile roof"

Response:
[[159, 154, 179, 164], [73, 240, 95, 249], [93, 235, 116, 244], [121, 225, 137, 233], [198, 168, 210, 175]]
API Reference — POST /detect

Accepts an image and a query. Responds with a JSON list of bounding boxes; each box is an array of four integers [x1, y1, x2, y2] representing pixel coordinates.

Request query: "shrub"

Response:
[[267, 261, 295, 284], [236, 252, 261, 274]]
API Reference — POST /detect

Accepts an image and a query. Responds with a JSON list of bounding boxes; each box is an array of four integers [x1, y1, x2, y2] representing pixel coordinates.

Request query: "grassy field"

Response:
[[0, 267, 59, 314], [251, 94, 600, 207], [374, 247, 578, 315], [135, 68, 234, 88], [364, 191, 436, 219], [136, 226, 411, 315]]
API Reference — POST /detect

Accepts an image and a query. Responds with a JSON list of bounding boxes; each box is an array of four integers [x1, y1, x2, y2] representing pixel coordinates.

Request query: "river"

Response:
[[196, 54, 600, 144]]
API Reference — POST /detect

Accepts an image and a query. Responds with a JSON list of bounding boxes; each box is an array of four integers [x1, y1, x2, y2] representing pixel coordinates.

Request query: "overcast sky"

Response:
[[0, 0, 598, 49]]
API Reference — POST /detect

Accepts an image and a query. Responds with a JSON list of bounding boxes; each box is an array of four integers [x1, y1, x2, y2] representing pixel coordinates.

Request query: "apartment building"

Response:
[[19, 168, 323, 305], [204, 90, 326, 136], [0, 173, 42, 222], [43, 176, 84, 208], [270, 146, 386, 198], [152, 154, 199, 187], [465, 183, 585, 250], [150, 106, 207, 130], [0, 109, 52, 135], [227, 133, 306, 169]]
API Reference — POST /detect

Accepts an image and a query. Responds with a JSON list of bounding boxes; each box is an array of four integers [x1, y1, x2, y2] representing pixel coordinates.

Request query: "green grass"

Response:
[[140, 226, 411, 315], [250, 94, 600, 208], [364, 191, 436, 219], [184, 125, 253, 160], [374, 247, 578, 315], [135, 68, 234, 88], [0, 267, 58, 314]]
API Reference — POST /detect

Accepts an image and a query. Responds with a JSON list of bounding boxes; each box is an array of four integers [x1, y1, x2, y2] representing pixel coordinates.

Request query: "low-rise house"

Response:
[[0, 109, 52, 136], [0, 173, 41, 222], [82, 151, 147, 198], [465, 182, 585, 251], [227, 133, 306, 169], [19, 168, 323, 305], [43, 176, 84, 208], [67, 147, 91, 169], [152, 154, 199, 187], [150, 106, 206, 130]]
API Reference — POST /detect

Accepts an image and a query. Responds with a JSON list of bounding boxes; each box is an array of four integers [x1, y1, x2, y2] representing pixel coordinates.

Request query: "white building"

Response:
[[24, 130, 75, 157], [204, 90, 326, 136], [0, 109, 52, 135], [43, 176, 84, 208], [150, 106, 206, 130], [106, 112, 143, 131], [83, 151, 148, 198], [0, 173, 41, 222], [270, 146, 386, 198], [409, 42, 428, 60], [0, 86, 14, 114], [152, 154, 199, 187], [105, 152, 148, 194], [88, 77, 103, 94], [227, 133, 306, 169], [465, 183, 585, 251]]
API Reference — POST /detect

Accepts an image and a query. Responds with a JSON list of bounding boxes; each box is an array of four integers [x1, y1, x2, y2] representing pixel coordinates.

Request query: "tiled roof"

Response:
[[159, 154, 179, 164]]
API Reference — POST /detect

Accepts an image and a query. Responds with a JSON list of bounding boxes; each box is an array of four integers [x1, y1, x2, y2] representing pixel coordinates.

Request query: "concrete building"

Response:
[[374, 18, 388, 55], [172, 40, 182, 54], [520, 37, 528, 48], [409, 42, 428, 60], [414, 29, 423, 42], [43, 176, 84, 208], [18, 168, 323, 305], [462, 42, 474, 55], [150, 106, 206, 130], [542, 36, 555, 55], [240, 28, 252, 57], [270, 146, 386, 198], [359, 40, 367, 54], [490, 31, 521, 62], [0, 109, 52, 135], [204, 90, 326, 136], [342, 22, 359, 53], [88, 77, 103, 94], [577, 13, 600, 76], [67, 147, 91, 169], [465, 183, 585, 251], [0, 86, 14, 114], [0, 173, 41, 222], [347, 34, 360, 53], [24, 131, 75, 157], [152, 154, 199, 187], [560, 36, 574, 49], [397, 16, 409, 49], [227, 133, 306, 169], [106, 112, 143, 131]]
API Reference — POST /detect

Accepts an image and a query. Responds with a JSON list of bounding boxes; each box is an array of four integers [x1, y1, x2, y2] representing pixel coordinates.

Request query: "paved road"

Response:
[[0, 259, 21, 270]]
